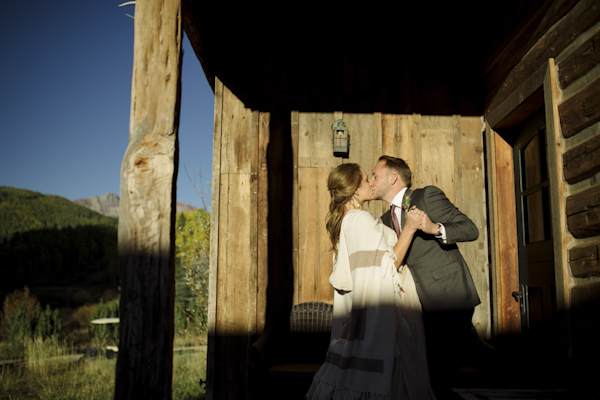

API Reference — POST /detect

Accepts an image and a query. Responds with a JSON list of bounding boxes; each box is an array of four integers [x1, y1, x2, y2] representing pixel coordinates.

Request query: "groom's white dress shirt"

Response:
[[389, 187, 447, 243]]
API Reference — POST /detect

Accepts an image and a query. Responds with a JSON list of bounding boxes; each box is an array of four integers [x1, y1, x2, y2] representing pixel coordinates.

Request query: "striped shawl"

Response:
[[306, 210, 435, 400]]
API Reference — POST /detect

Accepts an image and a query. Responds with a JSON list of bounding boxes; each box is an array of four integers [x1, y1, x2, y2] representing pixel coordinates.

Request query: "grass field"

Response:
[[0, 338, 206, 400]]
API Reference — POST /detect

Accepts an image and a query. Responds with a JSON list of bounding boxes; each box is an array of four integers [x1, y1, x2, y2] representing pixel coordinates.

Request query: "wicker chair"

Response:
[[249, 301, 333, 398]]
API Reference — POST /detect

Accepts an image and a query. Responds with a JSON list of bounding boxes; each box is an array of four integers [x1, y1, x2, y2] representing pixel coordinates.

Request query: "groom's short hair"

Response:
[[379, 156, 412, 188]]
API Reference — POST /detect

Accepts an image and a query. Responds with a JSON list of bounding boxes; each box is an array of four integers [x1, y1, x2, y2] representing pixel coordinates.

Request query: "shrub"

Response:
[[6, 302, 61, 345], [72, 303, 96, 327], [175, 208, 210, 338], [0, 286, 38, 340], [89, 298, 119, 347], [1, 287, 60, 345]]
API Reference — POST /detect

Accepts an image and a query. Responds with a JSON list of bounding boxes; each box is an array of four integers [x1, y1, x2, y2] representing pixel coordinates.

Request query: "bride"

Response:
[[306, 163, 436, 400]]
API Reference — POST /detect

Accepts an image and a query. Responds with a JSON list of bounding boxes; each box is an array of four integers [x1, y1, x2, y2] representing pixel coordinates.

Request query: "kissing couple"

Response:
[[307, 156, 480, 400]]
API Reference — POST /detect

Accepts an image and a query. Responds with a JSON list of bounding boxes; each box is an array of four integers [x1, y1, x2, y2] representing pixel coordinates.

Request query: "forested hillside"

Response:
[[0, 187, 117, 242], [0, 187, 118, 290]]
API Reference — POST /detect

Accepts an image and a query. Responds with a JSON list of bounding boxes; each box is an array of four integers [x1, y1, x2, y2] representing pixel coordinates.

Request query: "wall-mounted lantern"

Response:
[[332, 119, 349, 158]]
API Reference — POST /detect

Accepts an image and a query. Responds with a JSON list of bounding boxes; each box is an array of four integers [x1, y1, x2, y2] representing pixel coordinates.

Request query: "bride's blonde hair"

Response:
[[326, 163, 362, 255]]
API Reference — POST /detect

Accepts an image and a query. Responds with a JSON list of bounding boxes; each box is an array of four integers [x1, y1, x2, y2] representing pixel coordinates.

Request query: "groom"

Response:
[[371, 155, 480, 399]]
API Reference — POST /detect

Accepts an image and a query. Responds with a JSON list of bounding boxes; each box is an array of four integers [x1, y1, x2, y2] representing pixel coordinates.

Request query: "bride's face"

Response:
[[354, 168, 375, 203]]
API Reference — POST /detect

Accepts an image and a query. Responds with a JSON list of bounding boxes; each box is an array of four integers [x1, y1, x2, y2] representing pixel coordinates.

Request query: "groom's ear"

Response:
[[390, 173, 398, 185]]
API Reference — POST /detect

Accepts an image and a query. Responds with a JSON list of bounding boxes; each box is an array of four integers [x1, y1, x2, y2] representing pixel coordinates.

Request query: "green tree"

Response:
[[33, 304, 61, 340], [89, 298, 119, 346], [8, 302, 32, 343], [175, 208, 210, 337], [1, 287, 62, 344], [0, 286, 38, 340]]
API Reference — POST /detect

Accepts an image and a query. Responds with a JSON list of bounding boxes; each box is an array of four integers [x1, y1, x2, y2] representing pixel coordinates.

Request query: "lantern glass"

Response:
[[332, 119, 349, 157], [335, 130, 347, 147]]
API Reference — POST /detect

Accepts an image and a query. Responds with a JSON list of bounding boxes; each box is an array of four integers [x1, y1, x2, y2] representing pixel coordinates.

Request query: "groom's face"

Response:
[[370, 160, 392, 201]]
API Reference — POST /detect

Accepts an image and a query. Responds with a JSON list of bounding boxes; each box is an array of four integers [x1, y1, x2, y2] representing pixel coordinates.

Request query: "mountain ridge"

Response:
[[74, 192, 120, 218], [0, 186, 117, 243], [74, 193, 198, 217]]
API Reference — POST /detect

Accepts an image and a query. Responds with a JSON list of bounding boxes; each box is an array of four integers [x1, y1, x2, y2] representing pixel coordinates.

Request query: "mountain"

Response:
[[74, 193, 120, 218], [176, 202, 197, 214], [0, 187, 119, 289], [0, 187, 118, 243], [74, 193, 197, 217]]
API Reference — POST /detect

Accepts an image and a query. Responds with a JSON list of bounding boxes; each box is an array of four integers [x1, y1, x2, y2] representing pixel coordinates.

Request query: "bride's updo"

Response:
[[326, 163, 362, 255]]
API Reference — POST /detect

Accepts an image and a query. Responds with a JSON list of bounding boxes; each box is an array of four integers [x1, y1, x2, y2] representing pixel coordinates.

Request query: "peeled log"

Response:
[[115, 0, 182, 399]]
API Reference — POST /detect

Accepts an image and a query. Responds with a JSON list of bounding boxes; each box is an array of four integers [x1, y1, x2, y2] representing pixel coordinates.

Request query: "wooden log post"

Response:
[[115, 0, 182, 398]]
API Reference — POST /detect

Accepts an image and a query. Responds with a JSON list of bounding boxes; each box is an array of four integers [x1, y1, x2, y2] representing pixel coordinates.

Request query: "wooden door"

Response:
[[511, 108, 557, 351]]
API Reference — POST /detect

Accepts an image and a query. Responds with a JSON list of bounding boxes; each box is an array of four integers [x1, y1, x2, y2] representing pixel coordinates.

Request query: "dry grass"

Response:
[[0, 339, 206, 400]]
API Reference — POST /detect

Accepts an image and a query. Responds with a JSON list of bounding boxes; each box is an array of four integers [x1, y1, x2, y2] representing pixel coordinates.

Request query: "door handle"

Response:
[[511, 284, 527, 315]]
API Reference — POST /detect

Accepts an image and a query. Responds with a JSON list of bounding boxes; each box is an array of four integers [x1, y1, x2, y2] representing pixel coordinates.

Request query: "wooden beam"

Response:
[[115, 0, 182, 398], [558, 28, 600, 88], [544, 59, 572, 356], [181, 0, 215, 92], [483, 0, 578, 94], [205, 77, 223, 400], [485, 0, 600, 117], [291, 111, 300, 305], [563, 134, 600, 184], [558, 75, 600, 138], [569, 243, 600, 277], [257, 112, 270, 333], [210, 83, 260, 399], [566, 183, 600, 238]]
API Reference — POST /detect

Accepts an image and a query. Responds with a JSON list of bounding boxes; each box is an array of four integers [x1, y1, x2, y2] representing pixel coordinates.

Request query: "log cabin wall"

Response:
[[484, 0, 600, 359], [559, 9, 600, 359]]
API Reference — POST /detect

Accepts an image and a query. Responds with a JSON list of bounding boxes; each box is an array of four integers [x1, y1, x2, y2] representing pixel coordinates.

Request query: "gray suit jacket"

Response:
[[381, 186, 481, 312]]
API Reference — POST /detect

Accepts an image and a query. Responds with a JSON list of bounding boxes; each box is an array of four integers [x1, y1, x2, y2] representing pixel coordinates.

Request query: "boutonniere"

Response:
[[401, 194, 412, 219]]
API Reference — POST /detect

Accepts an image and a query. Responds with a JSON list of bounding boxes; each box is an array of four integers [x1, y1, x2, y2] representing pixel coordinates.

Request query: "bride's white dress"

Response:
[[306, 210, 436, 400]]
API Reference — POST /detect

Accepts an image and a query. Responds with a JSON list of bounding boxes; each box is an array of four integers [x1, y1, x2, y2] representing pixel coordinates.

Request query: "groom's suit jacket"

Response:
[[381, 186, 481, 313]]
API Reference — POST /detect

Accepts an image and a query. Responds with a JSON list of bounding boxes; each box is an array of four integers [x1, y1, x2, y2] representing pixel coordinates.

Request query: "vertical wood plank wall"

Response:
[[209, 93, 490, 399], [208, 79, 267, 399], [291, 112, 490, 336], [381, 114, 490, 336]]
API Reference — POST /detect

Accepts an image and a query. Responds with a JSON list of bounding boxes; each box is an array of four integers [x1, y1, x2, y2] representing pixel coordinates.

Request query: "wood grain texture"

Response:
[[420, 116, 457, 201], [210, 84, 260, 399], [566, 184, 600, 238], [115, 0, 182, 398], [570, 243, 600, 277], [295, 113, 341, 304], [485, 0, 600, 116], [205, 77, 223, 400], [456, 117, 490, 336], [257, 112, 270, 332], [558, 75, 600, 138], [563, 134, 600, 184], [488, 130, 521, 336], [558, 28, 600, 89]]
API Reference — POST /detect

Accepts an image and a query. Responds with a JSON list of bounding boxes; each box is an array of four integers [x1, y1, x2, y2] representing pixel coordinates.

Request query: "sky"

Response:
[[0, 1, 215, 211]]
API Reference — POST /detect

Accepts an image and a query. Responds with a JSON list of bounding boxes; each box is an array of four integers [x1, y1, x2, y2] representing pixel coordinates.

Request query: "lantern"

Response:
[[332, 119, 349, 157]]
